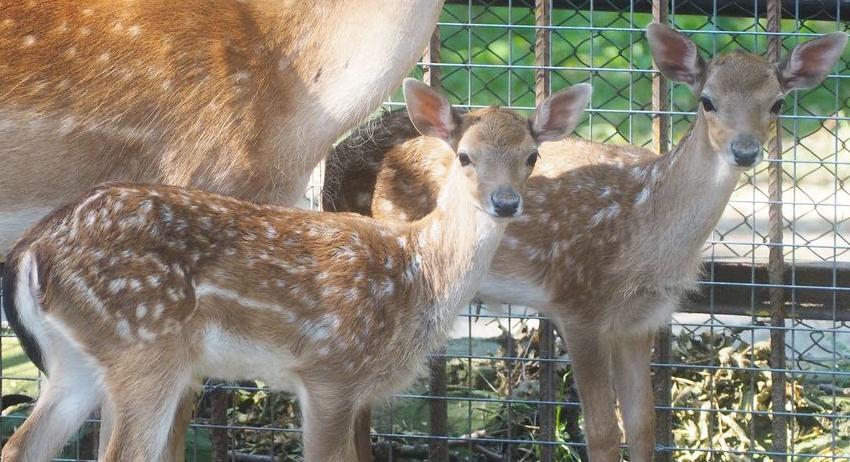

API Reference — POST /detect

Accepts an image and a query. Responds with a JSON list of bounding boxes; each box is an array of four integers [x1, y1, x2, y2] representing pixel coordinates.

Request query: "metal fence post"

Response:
[[651, 1, 673, 461], [209, 382, 228, 462], [535, 2, 557, 461], [766, 1, 788, 460], [424, 24, 450, 462]]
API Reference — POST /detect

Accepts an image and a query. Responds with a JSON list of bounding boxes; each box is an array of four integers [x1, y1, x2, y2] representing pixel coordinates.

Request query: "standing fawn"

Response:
[[324, 24, 848, 462], [1, 79, 591, 462], [0, 0, 444, 252]]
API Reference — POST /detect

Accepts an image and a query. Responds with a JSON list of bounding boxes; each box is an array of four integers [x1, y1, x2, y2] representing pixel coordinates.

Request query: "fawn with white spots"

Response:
[[324, 24, 848, 462], [0, 0, 444, 252], [1, 79, 590, 462]]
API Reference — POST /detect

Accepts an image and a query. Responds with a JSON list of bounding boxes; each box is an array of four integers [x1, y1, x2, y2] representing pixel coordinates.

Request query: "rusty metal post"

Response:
[[651, 0, 670, 156], [423, 24, 450, 462], [209, 383, 229, 462], [535, 2, 556, 461], [424, 26, 442, 90], [766, 1, 788, 459], [651, 1, 673, 461]]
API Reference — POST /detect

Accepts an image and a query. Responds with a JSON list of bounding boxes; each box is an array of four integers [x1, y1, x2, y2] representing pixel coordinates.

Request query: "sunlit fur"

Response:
[[0, 0, 444, 251]]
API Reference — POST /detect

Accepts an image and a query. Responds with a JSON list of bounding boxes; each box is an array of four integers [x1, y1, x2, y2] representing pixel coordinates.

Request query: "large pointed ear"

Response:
[[646, 22, 706, 90], [403, 78, 457, 146], [531, 83, 592, 143], [779, 32, 847, 92]]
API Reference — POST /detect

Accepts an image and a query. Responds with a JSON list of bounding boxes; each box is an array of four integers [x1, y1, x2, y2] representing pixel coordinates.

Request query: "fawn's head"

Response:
[[647, 23, 847, 168], [402, 78, 591, 218]]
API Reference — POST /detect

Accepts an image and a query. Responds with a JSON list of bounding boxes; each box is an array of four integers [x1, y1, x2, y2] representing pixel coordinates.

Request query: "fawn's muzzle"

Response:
[[491, 187, 522, 217], [730, 135, 762, 168]]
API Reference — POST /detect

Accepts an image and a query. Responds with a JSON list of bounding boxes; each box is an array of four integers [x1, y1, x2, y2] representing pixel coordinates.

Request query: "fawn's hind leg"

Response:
[[2, 371, 101, 462], [99, 358, 194, 462]]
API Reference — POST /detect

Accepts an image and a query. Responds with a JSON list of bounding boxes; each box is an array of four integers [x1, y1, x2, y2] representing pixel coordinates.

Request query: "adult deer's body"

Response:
[[0, 0, 444, 252], [1, 80, 590, 461], [324, 25, 847, 461]]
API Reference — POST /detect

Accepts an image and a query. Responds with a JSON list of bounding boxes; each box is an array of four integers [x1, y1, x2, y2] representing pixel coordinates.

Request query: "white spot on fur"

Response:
[[22, 35, 36, 46], [152, 303, 165, 319], [109, 279, 127, 294], [116, 319, 132, 340], [135, 304, 148, 319], [635, 187, 651, 205], [137, 326, 156, 342]]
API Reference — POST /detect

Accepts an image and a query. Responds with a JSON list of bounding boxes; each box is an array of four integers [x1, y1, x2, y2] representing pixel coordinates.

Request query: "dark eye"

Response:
[[458, 152, 471, 167], [526, 151, 540, 168], [770, 99, 784, 114], [700, 96, 716, 112]]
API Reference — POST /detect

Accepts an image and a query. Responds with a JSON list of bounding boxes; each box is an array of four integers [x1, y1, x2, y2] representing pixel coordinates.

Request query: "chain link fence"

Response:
[[2, 1, 849, 461]]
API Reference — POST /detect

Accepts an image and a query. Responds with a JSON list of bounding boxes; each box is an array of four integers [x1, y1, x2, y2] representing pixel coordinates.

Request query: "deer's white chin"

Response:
[[721, 151, 763, 170], [478, 204, 523, 220]]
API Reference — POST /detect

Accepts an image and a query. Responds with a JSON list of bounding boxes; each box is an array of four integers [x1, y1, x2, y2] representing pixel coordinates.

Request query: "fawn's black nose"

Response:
[[730, 135, 762, 167], [491, 187, 521, 217]]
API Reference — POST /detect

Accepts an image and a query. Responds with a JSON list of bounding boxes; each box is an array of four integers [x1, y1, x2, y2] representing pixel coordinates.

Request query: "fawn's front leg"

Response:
[[354, 406, 374, 461], [559, 322, 623, 462], [612, 331, 656, 462]]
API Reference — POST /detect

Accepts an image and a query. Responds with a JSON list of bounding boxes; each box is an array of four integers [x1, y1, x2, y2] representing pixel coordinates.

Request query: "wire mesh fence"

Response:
[[1, 0, 849, 461]]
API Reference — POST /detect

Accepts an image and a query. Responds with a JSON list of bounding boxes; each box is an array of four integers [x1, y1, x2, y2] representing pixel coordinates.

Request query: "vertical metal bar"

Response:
[[651, 0, 670, 155], [766, 1, 788, 460], [428, 352, 449, 462], [535, 2, 555, 462], [651, 2, 673, 461], [209, 383, 228, 462], [424, 24, 449, 462], [424, 26, 442, 90]]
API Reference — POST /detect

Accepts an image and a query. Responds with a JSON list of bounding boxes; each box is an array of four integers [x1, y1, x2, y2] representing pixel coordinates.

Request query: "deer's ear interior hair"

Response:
[[403, 79, 456, 146], [779, 32, 848, 92], [531, 83, 592, 143], [646, 22, 706, 90]]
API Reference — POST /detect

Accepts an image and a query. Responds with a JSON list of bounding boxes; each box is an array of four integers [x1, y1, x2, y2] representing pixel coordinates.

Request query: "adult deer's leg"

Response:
[[354, 407, 373, 461], [611, 331, 656, 462], [559, 321, 622, 462]]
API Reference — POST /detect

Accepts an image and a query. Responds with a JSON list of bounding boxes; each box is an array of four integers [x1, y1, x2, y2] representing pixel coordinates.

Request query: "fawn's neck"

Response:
[[629, 114, 743, 286], [410, 162, 507, 348]]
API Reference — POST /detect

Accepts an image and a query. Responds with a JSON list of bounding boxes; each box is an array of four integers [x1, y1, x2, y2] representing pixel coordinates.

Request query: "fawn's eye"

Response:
[[700, 96, 716, 112], [458, 152, 472, 167], [526, 151, 540, 168], [770, 99, 784, 114]]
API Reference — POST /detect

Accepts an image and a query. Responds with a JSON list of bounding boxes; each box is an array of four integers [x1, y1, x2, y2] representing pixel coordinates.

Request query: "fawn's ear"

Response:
[[646, 22, 706, 91], [779, 32, 848, 92], [531, 83, 592, 143], [403, 79, 457, 146]]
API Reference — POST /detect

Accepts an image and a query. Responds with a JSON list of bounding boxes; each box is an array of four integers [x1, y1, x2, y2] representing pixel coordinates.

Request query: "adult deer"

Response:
[[0, 0, 444, 252], [324, 24, 848, 461], [1, 79, 590, 461]]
